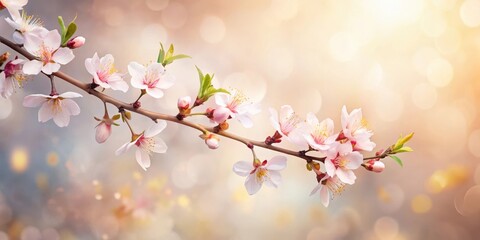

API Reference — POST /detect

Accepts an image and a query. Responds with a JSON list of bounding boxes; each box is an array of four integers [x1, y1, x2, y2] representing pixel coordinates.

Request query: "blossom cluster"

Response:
[[0, 0, 413, 207]]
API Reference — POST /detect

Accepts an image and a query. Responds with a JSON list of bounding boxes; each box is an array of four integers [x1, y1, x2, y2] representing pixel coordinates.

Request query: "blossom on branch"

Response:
[[341, 105, 376, 151], [0, 0, 27, 19], [85, 53, 128, 92], [115, 121, 168, 171], [128, 62, 174, 98], [22, 29, 74, 75], [233, 155, 287, 195], [303, 112, 337, 152], [310, 174, 345, 207], [212, 89, 260, 128], [269, 105, 307, 148], [5, 11, 46, 44], [23, 92, 82, 127], [324, 142, 363, 185], [66, 36, 85, 49], [0, 58, 26, 98]]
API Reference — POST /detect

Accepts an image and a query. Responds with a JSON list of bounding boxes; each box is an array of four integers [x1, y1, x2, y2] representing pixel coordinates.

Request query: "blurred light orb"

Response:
[[10, 147, 29, 173], [474, 165, 480, 184], [269, 0, 298, 21], [103, 7, 124, 27], [377, 184, 405, 213], [171, 161, 197, 189], [0, 232, 7, 240], [461, 185, 480, 215], [433, 0, 457, 11], [141, 24, 168, 49], [421, 11, 447, 38], [199, 15, 226, 44], [265, 46, 294, 81], [294, 88, 322, 115], [374, 217, 399, 240], [468, 129, 480, 157], [435, 28, 462, 55], [145, 0, 169, 11], [411, 194, 432, 213], [426, 58, 454, 87], [329, 32, 357, 62], [0, 98, 12, 119], [412, 47, 440, 76], [374, 90, 404, 122], [460, 0, 480, 27], [411, 82, 437, 109], [46, 152, 59, 167], [366, 0, 424, 26], [161, 2, 188, 29], [364, 63, 383, 89], [21, 226, 41, 240]]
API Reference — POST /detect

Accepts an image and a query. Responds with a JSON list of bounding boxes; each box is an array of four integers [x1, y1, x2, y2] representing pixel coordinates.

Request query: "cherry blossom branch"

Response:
[[0, 35, 331, 163]]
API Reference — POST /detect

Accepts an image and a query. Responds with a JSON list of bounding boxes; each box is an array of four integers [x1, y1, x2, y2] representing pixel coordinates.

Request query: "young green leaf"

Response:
[[157, 43, 166, 64], [58, 16, 67, 43], [389, 155, 403, 167], [64, 22, 77, 45]]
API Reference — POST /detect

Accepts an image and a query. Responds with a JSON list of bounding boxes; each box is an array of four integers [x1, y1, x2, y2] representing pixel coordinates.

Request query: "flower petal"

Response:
[[61, 99, 81, 116], [128, 61, 146, 79], [52, 107, 71, 127], [232, 161, 253, 177], [156, 72, 175, 89], [336, 168, 356, 185], [58, 92, 83, 99], [38, 101, 54, 123], [23, 94, 48, 107], [214, 93, 230, 107], [345, 152, 363, 170], [245, 173, 262, 195], [43, 29, 61, 50], [41, 62, 61, 75], [265, 170, 282, 188], [144, 120, 167, 138], [135, 149, 151, 171], [145, 87, 164, 98], [22, 60, 43, 75], [151, 138, 168, 153], [325, 159, 336, 177], [108, 78, 129, 92], [23, 34, 42, 56], [310, 183, 322, 196], [320, 184, 330, 207], [115, 142, 131, 155], [266, 155, 287, 171], [52, 48, 74, 65]]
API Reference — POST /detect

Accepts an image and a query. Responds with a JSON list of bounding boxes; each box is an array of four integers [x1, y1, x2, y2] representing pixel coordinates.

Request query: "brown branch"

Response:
[[0, 35, 327, 162]]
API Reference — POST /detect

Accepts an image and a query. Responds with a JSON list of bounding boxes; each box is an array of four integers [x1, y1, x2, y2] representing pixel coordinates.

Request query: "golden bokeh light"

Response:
[[10, 148, 29, 173], [411, 194, 432, 213]]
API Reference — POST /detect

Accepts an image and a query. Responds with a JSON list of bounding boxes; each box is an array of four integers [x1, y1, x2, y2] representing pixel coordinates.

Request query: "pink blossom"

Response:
[[303, 112, 337, 152], [23, 92, 82, 127], [269, 105, 308, 148], [213, 90, 260, 128], [0, 0, 28, 19], [85, 53, 128, 92], [128, 62, 174, 98], [310, 174, 345, 207], [22, 29, 74, 75], [115, 121, 168, 171], [5, 11, 46, 44], [177, 96, 191, 110], [324, 142, 363, 185], [203, 133, 220, 149], [341, 105, 376, 151], [233, 156, 287, 195], [0, 59, 26, 98]]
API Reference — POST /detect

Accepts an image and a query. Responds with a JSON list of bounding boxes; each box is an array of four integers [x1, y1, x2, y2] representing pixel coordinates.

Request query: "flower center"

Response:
[[39, 45, 54, 65], [312, 125, 329, 144], [227, 91, 247, 113], [332, 154, 348, 168], [136, 135, 156, 152], [255, 168, 268, 182], [48, 98, 63, 114], [143, 70, 160, 88], [323, 177, 345, 197], [280, 113, 301, 135], [21, 12, 43, 32]]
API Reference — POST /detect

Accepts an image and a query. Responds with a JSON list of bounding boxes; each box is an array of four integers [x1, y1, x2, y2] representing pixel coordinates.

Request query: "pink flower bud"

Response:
[[365, 160, 385, 173], [95, 121, 112, 143], [204, 134, 220, 149], [67, 36, 86, 49], [212, 107, 231, 124], [177, 96, 191, 110]]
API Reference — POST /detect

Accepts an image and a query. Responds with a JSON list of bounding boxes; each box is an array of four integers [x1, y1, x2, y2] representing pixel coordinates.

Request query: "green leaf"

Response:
[[58, 16, 67, 43], [63, 22, 77, 45], [389, 155, 403, 167], [157, 43, 165, 64], [166, 44, 174, 59], [163, 54, 191, 65], [394, 146, 413, 153]]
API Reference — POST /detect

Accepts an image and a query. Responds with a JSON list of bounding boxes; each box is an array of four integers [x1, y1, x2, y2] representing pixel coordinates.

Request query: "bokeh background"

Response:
[[0, 0, 480, 239]]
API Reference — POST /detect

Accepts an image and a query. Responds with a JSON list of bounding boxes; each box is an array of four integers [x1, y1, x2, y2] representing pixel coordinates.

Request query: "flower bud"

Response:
[[177, 96, 191, 109], [212, 107, 231, 124], [201, 133, 220, 149], [95, 121, 112, 143], [67, 36, 86, 49], [364, 160, 385, 173]]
